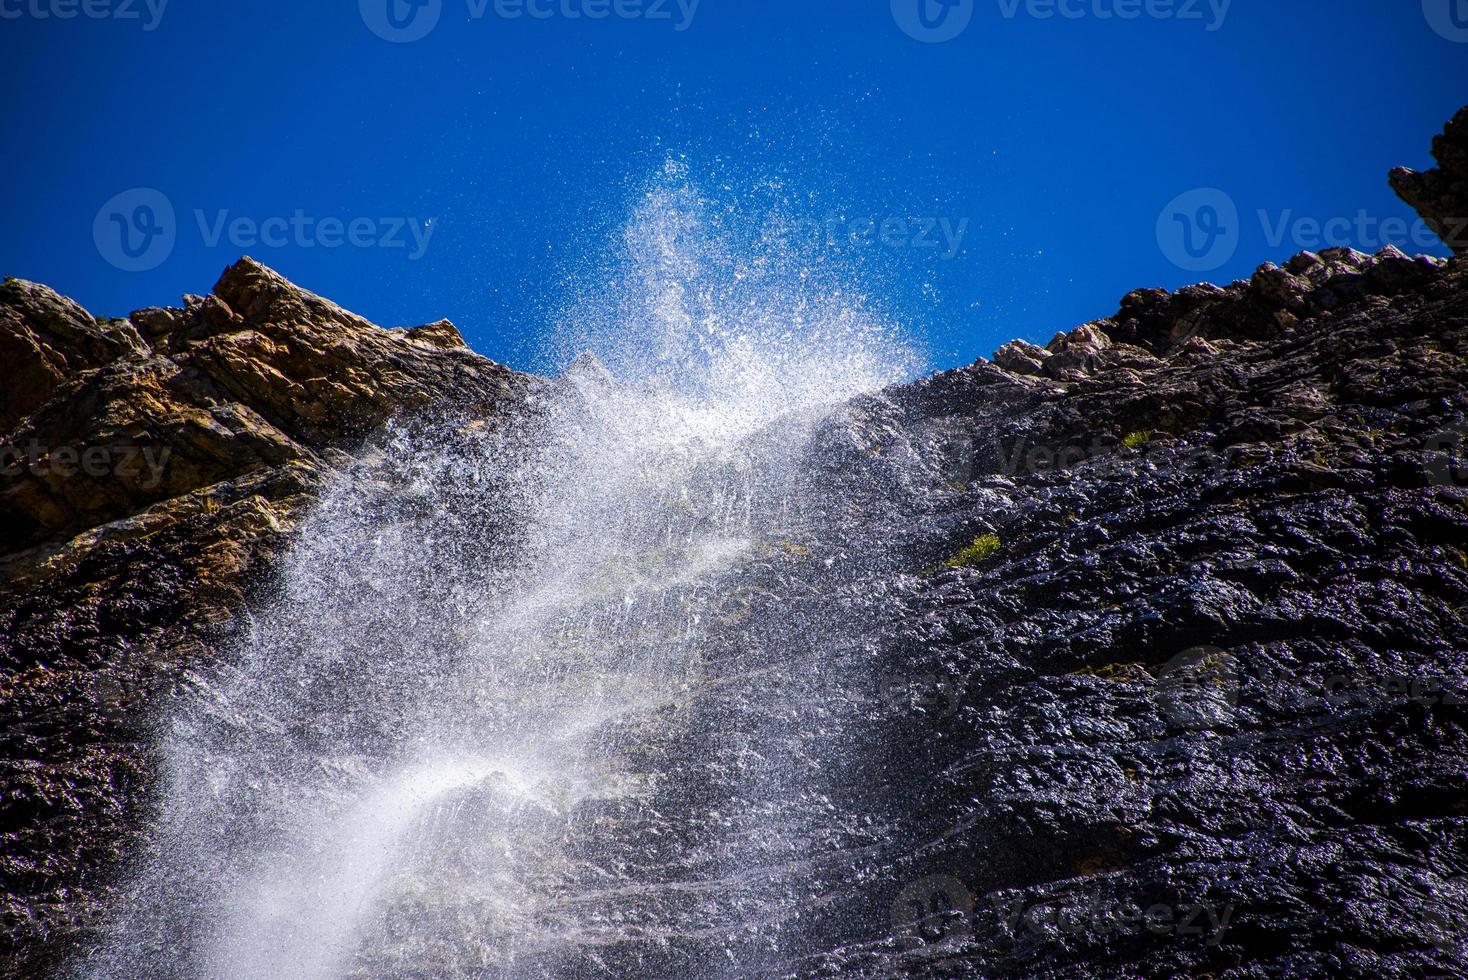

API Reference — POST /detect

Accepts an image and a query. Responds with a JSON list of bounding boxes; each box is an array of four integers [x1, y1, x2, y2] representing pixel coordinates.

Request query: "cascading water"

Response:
[[89, 165, 925, 979]]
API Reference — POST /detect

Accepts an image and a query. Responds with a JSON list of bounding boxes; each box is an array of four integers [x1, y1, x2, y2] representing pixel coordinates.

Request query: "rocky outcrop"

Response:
[[0, 260, 532, 976], [1392, 105, 1468, 254], [0, 281, 148, 435]]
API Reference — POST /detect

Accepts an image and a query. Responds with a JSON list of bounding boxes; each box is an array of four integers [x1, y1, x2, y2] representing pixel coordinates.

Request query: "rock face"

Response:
[[0, 260, 531, 976], [1392, 105, 1468, 254], [799, 244, 1468, 978], [2, 112, 1466, 978]]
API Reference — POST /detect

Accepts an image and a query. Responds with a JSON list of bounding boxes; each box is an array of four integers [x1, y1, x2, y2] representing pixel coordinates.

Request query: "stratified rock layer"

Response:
[[783, 243, 1468, 978]]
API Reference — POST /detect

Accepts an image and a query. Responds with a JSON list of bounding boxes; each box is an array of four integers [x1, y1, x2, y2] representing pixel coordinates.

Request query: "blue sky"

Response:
[[1, 0, 1463, 374]]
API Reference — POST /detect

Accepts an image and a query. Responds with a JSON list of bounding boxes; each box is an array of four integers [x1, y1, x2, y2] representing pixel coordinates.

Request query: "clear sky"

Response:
[[1, 0, 1463, 374]]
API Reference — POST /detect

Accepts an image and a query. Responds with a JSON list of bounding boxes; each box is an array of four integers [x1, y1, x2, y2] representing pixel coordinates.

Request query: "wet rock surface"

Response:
[[778, 244, 1468, 978], [4, 112, 1468, 978]]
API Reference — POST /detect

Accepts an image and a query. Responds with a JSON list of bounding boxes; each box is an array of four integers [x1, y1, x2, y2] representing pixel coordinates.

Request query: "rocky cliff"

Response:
[[0, 261, 532, 976], [2, 110, 1466, 978]]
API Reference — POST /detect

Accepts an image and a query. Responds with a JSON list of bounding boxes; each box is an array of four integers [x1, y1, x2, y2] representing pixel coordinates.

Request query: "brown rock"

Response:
[[0, 278, 147, 433], [993, 339, 1049, 376]]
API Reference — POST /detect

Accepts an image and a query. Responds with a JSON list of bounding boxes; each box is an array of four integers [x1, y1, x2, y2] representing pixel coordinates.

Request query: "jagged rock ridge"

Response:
[[1392, 105, 1468, 254]]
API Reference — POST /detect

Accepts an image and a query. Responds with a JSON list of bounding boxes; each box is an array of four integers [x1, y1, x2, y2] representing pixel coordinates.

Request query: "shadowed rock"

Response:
[[1391, 106, 1468, 254]]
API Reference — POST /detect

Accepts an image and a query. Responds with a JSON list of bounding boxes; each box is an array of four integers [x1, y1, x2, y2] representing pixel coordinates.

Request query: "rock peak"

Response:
[[1390, 105, 1468, 253]]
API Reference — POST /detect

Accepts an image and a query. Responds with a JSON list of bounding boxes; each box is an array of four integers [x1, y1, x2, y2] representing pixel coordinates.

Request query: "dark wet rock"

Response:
[[763, 207, 1468, 978]]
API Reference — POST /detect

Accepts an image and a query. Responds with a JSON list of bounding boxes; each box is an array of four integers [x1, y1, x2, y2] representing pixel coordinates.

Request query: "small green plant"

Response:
[[1121, 430, 1151, 451], [944, 533, 1002, 569], [775, 539, 810, 558]]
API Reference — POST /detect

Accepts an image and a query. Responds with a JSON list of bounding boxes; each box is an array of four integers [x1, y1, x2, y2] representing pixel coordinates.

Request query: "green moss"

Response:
[[1070, 661, 1148, 681], [1121, 430, 1152, 451], [944, 533, 1002, 569], [775, 539, 810, 558]]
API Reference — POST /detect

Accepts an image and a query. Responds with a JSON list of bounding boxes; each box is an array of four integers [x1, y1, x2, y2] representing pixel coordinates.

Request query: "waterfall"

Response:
[[89, 166, 922, 979]]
